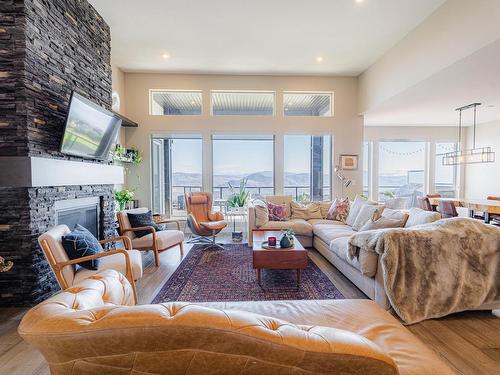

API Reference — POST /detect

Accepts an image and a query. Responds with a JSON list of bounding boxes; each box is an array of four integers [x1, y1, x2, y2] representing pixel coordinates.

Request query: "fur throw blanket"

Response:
[[348, 218, 500, 324]]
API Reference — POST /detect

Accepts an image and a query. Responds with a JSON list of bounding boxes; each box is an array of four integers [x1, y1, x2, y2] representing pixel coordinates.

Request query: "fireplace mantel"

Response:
[[0, 156, 124, 187]]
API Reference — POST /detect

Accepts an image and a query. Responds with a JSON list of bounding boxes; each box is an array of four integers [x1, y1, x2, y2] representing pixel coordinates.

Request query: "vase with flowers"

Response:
[[115, 189, 135, 211]]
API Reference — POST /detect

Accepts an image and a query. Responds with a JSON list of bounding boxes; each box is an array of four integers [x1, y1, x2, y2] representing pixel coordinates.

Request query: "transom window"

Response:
[[150, 90, 202, 116], [211, 91, 275, 116], [283, 92, 333, 117]]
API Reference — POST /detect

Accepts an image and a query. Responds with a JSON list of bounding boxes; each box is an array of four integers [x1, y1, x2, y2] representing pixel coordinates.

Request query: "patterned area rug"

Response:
[[152, 243, 344, 303]]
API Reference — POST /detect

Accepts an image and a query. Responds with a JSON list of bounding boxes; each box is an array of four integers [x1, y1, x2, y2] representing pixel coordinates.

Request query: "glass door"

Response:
[[151, 136, 203, 217]]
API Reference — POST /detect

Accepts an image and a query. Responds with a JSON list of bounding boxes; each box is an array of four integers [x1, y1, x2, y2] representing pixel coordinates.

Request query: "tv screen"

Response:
[[60, 92, 122, 160]]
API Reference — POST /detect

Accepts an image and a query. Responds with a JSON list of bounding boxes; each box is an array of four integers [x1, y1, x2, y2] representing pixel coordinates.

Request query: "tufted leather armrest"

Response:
[[18, 270, 398, 375]]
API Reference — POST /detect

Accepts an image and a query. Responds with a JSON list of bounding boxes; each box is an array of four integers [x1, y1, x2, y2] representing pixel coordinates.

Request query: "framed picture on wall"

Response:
[[339, 154, 358, 170]]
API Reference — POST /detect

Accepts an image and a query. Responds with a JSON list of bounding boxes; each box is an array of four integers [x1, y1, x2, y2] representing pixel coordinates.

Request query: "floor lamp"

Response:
[[334, 166, 352, 199]]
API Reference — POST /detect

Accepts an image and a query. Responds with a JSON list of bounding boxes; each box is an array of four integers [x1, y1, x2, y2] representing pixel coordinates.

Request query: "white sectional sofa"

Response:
[[247, 195, 442, 309]]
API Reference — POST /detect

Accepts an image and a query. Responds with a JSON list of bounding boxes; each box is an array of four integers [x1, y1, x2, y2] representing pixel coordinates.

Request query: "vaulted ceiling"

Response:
[[89, 0, 445, 76]]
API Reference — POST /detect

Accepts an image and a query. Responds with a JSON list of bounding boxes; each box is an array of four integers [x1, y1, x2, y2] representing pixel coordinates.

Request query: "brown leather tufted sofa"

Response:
[[19, 270, 454, 375]]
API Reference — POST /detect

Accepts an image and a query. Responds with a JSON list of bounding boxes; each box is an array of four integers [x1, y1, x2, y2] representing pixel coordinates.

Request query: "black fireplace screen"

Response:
[[55, 198, 101, 239]]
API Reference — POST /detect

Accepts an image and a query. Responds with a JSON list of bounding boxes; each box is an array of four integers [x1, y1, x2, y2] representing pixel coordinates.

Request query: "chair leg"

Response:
[[179, 241, 184, 258], [153, 246, 160, 267], [130, 277, 138, 305]]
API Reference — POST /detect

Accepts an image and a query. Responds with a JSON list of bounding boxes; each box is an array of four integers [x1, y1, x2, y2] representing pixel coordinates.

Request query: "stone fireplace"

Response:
[[0, 0, 121, 306]]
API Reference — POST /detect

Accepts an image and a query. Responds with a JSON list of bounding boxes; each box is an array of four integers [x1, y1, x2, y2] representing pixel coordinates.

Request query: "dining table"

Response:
[[429, 197, 500, 224]]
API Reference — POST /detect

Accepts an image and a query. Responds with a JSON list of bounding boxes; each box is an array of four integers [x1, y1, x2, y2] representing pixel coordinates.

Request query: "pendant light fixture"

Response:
[[442, 103, 495, 165]]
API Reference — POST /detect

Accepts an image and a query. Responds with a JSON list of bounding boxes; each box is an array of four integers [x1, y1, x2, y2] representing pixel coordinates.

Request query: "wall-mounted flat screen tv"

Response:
[[60, 92, 122, 160]]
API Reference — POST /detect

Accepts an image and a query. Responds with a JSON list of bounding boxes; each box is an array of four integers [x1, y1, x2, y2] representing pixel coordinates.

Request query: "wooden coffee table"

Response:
[[252, 230, 308, 287]]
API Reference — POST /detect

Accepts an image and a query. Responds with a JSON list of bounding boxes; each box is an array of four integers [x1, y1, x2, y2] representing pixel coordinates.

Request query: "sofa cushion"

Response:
[[318, 201, 333, 218], [346, 195, 377, 227], [266, 195, 293, 219], [312, 223, 355, 244], [73, 249, 143, 284], [405, 207, 441, 228], [252, 200, 269, 227], [352, 205, 383, 231], [326, 197, 350, 222], [330, 237, 379, 277], [307, 219, 345, 226], [258, 219, 313, 237], [61, 224, 103, 270], [381, 208, 409, 226], [267, 201, 289, 221], [127, 210, 162, 238], [360, 216, 406, 231], [290, 201, 323, 220]]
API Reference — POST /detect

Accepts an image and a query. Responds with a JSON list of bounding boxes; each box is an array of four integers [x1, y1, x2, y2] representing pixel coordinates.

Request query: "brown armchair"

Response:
[[185, 192, 227, 249], [38, 225, 141, 304], [117, 208, 184, 267]]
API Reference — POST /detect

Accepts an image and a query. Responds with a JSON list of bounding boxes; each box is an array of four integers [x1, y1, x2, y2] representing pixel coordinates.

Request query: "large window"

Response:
[[211, 91, 275, 116], [150, 90, 202, 115], [284, 135, 331, 201], [212, 135, 274, 201], [378, 141, 426, 207], [283, 92, 333, 117], [151, 136, 203, 217], [435, 142, 457, 197]]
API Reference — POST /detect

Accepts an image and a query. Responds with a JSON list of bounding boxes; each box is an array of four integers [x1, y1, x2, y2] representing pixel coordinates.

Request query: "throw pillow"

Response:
[[352, 205, 384, 231], [360, 216, 407, 231], [381, 208, 409, 226], [405, 207, 441, 228], [253, 200, 269, 227], [346, 195, 376, 227], [267, 201, 288, 221], [326, 198, 350, 222], [127, 210, 162, 238], [318, 201, 333, 219], [290, 201, 323, 220], [61, 224, 103, 270]]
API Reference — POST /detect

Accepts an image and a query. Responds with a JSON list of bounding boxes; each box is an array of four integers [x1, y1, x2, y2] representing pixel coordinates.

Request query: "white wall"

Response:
[[464, 120, 500, 199], [358, 0, 500, 115], [122, 73, 363, 208]]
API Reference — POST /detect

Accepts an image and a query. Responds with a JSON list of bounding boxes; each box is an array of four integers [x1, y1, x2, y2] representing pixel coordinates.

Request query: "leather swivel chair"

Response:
[[185, 192, 227, 249]]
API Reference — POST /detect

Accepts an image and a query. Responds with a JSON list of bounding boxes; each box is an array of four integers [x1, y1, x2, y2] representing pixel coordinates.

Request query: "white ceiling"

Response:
[[364, 38, 500, 126], [89, 0, 445, 76]]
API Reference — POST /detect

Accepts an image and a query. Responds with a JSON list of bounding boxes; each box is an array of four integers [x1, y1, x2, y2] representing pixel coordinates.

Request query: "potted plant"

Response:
[[227, 179, 249, 242], [227, 178, 250, 209], [280, 229, 295, 248], [115, 189, 135, 211]]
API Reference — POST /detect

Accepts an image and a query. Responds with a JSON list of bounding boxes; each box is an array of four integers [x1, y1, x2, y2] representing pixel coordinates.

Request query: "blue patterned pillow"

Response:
[[61, 224, 103, 270]]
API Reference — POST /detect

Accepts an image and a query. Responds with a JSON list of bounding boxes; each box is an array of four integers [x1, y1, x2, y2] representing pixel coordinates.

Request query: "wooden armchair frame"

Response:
[[120, 224, 183, 267], [39, 235, 138, 304]]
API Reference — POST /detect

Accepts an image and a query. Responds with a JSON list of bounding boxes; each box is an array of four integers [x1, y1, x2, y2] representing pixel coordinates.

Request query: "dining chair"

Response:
[[117, 208, 184, 267], [438, 200, 458, 219], [417, 197, 433, 211], [38, 225, 142, 303]]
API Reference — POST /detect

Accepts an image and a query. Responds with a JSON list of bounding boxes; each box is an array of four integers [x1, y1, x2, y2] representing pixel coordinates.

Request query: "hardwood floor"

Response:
[[1, 242, 499, 375]]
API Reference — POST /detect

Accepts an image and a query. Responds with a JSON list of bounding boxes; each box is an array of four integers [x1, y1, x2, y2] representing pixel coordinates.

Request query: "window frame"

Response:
[[283, 91, 334, 117], [149, 89, 203, 116], [210, 90, 276, 117]]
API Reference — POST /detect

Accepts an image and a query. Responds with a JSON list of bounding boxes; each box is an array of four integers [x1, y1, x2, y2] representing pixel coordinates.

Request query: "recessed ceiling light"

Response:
[[162, 53, 170, 60], [316, 56, 323, 63], [355, 0, 364, 3]]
